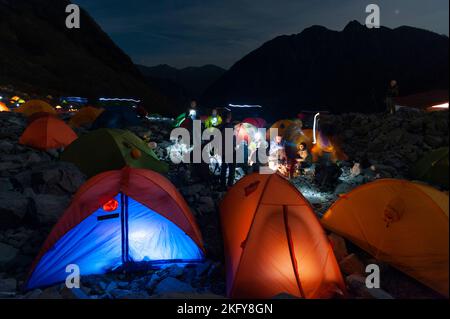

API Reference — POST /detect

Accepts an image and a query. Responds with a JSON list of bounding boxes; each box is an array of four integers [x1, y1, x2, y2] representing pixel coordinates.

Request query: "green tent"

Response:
[[411, 147, 449, 189], [61, 128, 169, 178], [174, 112, 187, 128]]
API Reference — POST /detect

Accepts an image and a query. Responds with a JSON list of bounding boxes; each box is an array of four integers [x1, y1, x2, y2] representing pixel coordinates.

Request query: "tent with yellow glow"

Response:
[[283, 125, 347, 163], [269, 119, 294, 137], [15, 100, 56, 117], [322, 179, 449, 297], [220, 173, 346, 299], [0, 102, 10, 112]]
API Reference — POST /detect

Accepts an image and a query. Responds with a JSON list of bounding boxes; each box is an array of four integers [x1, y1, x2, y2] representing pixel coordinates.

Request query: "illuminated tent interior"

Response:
[[322, 179, 449, 297], [19, 114, 78, 150], [220, 173, 345, 299], [61, 128, 169, 177], [26, 167, 205, 290]]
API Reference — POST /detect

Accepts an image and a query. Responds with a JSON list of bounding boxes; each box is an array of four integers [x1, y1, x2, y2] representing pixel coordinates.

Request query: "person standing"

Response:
[[385, 80, 399, 114], [219, 111, 237, 189]]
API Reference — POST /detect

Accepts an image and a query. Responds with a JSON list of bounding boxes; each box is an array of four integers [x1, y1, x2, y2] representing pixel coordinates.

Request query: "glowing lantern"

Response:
[[102, 199, 119, 212]]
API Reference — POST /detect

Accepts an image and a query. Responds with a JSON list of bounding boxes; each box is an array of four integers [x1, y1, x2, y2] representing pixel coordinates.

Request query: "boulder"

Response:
[[0, 278, 17, 297], [346, 274, 394, 299], [328, 233, 348, 262], [0, 192, 29, 228], [339, 253, 366, 275], [0, 242, 19, 270], [154, 277, 195, 294], [30, 193, 70, 225]]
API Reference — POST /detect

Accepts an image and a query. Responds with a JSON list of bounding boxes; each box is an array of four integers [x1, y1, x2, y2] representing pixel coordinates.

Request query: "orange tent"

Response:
[[322, 179, 449, 297], [15, 99, 56, 117], [0, 102, 10, 112], [68, 106, 104, 128], [27, 111, 59, 124], [220, 173, 345, 299], [19, 114, 78, 150], [269, 119, 294, 138]]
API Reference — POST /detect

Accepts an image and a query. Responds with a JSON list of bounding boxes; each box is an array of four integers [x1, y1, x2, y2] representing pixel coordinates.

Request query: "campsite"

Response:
[[0, 0, 449, 308]]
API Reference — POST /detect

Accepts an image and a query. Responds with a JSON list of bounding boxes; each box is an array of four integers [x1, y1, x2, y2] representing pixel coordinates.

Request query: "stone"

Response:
[[31, 194, 70, 225], [424, 135, 443, 148], [60, 287, 90, 299], [167, 265, 184, 278], [0, 192, 29, 228], [346, 274, 394, 299], [36, 286, 63, 299], [22, 289, 43, 299], [0, 140, 14, 154], [0, 278, 17, 296], [0, 242, 19, 270], [198, 196, 215, 214], [339, 253, 366, 275], [328, 233, 348, 262], [154, 277, 195, 295]]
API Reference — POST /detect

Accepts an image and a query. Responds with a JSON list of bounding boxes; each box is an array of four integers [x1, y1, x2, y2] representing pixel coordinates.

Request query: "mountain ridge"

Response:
[[202, 20, 449, 118]]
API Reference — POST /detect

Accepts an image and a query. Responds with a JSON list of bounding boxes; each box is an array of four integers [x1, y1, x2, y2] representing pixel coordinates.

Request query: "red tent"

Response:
[[19, 114, 77, 150]]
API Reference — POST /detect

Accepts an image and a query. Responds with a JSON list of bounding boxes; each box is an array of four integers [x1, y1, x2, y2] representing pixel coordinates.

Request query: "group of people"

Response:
[[268, 135, 312, 179]]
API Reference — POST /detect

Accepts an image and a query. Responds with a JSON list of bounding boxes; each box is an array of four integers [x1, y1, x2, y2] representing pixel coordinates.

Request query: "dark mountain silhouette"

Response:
[[0, 0, 173, 114], [137, 64, 226, 100], [203, 21, 449, 119]]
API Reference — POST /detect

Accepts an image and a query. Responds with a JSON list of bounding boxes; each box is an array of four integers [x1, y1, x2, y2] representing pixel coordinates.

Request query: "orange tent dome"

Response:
[[15, 99, 56, 117], [269, 119, 294, 138], [19, 114, 78, 150], [68, 106, 104, 128], [0, 101, 10, 112], [220, 173, 345, 299], [322, 179, 449, 297]]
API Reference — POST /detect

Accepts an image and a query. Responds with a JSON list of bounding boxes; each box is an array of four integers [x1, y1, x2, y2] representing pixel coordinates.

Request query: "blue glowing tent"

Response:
[[26, 167, 204, 289]]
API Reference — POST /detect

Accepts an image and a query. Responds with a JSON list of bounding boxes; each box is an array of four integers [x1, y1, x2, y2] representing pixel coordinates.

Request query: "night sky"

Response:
[[74, 0, 449, 69]]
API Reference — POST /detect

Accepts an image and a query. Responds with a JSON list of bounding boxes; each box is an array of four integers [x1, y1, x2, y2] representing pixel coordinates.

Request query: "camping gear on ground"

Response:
[[69, 106, 104, 128], [0, 101, 10, 112], [61, 128, 168, 177], [322, 179, 449, 297], [25, 167, 204, 289], [242, 117, 267, 128], [15, 99, 56, 117], [19, 114, 77, 150], [411, 147, 449, 189], [220, 173, 346, 299], [91, 106, 140, 129]]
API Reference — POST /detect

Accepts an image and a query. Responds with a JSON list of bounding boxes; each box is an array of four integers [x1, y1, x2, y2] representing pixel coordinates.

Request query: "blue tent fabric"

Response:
[[91, 106, 141, 130], [26, 194, 204, 290]]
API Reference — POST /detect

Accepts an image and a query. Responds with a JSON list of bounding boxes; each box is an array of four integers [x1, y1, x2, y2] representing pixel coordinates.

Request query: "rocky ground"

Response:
[[0, 108, 448, 299]]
